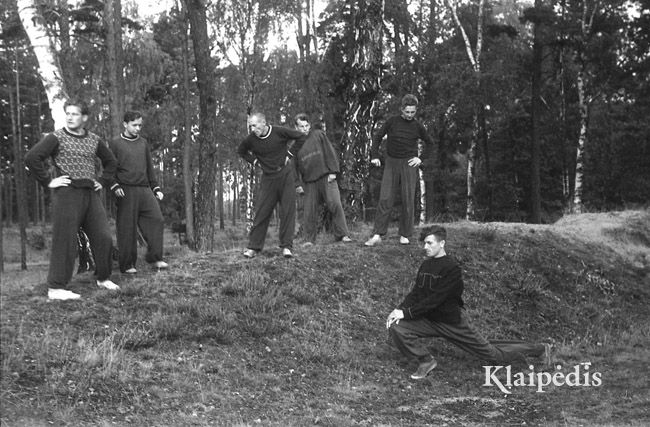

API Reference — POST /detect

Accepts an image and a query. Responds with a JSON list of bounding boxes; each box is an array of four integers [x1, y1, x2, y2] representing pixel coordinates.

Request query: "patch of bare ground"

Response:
[[1, 213, 649, 425]]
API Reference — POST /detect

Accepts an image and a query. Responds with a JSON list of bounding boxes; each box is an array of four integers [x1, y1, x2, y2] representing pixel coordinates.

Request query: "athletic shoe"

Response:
[[364, 234, 382, 246], [341, 236, 353, 243], [243, 249, 256, 258], [399, 236, 410, 245], [153, 261, 169, 269], [125, 268, 137, 274], [282, 248, 293, 258], [97, 280, 120, 290], [48, 288, 81, 300], [411, 358, 437, 380]]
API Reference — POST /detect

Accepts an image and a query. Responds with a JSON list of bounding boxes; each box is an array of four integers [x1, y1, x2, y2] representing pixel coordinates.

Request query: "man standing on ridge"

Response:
[[238, 112, 308, 258], [109, 110, 168, 274], [293, 113, 352, 246], [25, 99, 120, 300], [387, 225, 549, 380], [365, 94, 433, 247]]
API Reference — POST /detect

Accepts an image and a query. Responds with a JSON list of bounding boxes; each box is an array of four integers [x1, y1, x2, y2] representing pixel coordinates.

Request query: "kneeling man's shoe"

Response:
[[411, 358, 437, 380]]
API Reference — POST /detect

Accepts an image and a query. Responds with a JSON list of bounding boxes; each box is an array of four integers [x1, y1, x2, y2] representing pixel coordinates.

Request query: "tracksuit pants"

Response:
[[389, 315, 545, 363], [48, 187, 113, 288], [248, 166, 295, 251], [115, 185, 164, 272], [302, 176, 349, 243], [373, 156, 418, 238]]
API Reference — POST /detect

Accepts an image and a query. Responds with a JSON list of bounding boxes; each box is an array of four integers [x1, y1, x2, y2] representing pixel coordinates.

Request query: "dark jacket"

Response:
[[398, 255, 465, 324], [295, 129, 340, 184]]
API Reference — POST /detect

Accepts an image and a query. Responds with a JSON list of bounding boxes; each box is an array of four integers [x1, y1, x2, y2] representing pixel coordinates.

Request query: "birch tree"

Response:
[[15, 0, 68, 128]]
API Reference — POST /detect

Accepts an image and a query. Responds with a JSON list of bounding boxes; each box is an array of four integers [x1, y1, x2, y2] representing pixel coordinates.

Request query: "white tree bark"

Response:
[[16, 0, 68, 129]]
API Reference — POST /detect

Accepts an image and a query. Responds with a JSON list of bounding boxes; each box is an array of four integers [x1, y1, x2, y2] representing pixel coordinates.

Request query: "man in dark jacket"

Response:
[[238, 113, 308, 258], [387, 225, 547, 379], [293, 114, 352, 245], [25, 99, 120, 300]]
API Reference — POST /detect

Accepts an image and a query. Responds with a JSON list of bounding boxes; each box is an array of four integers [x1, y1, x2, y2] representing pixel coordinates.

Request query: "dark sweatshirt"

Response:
[[108, 134, 160, 190], [24, 128, 116, 189], [398, 255, 465, 324], [295, 129, 340, 183], [370, 115, 433, 160], [238, 125, 307, 176]]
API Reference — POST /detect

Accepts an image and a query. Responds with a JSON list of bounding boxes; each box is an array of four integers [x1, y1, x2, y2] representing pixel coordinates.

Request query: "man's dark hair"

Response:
[[419, 225, 447, 242], [123, 110, 143, 123], [294, 113, 310, 125], [64, 99, 90, 115], [401, 94, 419, 108]]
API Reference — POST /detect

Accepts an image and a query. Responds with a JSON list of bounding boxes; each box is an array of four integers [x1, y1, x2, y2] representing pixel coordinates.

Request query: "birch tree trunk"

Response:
[[16, 0, 68, 128], [446, 0, 485, 220], [10, 73, 28, 270], [104, 0, 125, 141], [530, 0, 543, 223]]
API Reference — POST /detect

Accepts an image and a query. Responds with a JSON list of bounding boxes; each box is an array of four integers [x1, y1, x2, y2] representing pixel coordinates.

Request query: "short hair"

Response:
[[401, 94, 419, 108], [64, 99, 90, 115], [123, 110, 143, 123], [249, 112, 266, 123], [419, 225, 447, 243], [294, 113, 310, 125]]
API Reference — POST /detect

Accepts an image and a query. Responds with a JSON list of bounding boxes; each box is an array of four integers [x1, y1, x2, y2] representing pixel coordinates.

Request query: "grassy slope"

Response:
[[1, 211, 649, 426]]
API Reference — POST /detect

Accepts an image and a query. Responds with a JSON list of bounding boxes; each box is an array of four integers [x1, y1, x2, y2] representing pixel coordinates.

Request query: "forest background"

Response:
[[1, 0, 649, 260]]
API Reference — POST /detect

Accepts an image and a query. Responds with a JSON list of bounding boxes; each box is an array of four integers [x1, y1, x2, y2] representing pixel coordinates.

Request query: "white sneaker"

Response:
[[125, 267, 137, 274], [243, 249, 256, 258], [48, 288, 81, 300], [97, 280, 120, 290], [364, 234, 382, 247], [341, 236, 353, 243], [399, 236, 410, 245], [282, 248, 293, 258], [153, 261, 169, 269]]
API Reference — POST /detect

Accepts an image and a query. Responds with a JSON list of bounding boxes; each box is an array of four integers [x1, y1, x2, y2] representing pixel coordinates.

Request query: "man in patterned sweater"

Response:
[[108, 111, 167, 274], [387, 225, 548, 380], [238, 112, 308, 258], [25, 99, 120, 300]]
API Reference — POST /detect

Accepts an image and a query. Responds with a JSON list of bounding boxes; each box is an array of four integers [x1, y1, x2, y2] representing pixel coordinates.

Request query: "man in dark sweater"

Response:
[[293, 114, 352, 245], [108, 111, 167, 274], [25, 99, 120, 300], [387, 225, 547, 380], [365, 94, 433, 247], [238, 113, 308, 258]]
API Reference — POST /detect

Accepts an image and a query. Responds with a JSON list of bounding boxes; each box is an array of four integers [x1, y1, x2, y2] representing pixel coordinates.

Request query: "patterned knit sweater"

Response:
[[25, 128, 117, 189]]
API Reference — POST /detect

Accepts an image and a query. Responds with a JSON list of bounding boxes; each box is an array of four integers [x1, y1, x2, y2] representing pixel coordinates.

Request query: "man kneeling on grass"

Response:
[[386, 225, 549, 380]]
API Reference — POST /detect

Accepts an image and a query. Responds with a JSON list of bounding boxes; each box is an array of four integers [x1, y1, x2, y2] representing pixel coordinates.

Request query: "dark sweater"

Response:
[[398, 255, 465, 324], [295, 129, 340, 183], [108, 134, 159, 189], [370, 115, 433, 160], [24, 128, 116, 189], [238, 125, 307, 176]]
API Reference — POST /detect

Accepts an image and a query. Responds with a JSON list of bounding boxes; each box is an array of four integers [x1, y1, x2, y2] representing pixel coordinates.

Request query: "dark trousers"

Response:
[[389, 315, 544, 363], [373, 156, 418, 238], [248, 167, 295, 250], [302, 176, 349, 242], [49, 187, 113, 288], [115, 185, 164, 271]]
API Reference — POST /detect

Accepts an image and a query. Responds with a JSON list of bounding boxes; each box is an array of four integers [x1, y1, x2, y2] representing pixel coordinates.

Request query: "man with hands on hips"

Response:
[[365, 94, 433, 247], [25, 99, 120, 300]]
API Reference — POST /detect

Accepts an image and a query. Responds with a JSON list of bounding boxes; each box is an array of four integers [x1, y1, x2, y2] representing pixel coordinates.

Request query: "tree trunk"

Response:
[[530, 0, 543, 223], [573, 67, 588, 214], [340, 0, 384, 221], [0, 172, 3, 274], [185, 0, 218, 251], [10, 71, 28, 270], [180, 1, 196, 248], [104, 0, 124, 141], [16, 0, 69, 128]]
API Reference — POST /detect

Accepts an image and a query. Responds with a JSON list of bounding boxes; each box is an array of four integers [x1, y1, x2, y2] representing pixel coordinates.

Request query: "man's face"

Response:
[[423, 234, 445, 258], [65, 105, 88, 131], [248, 117, 268, 137], [401, 105, 417, 121], [295, 119, 311, 135], [124, 117, 143, 138]]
